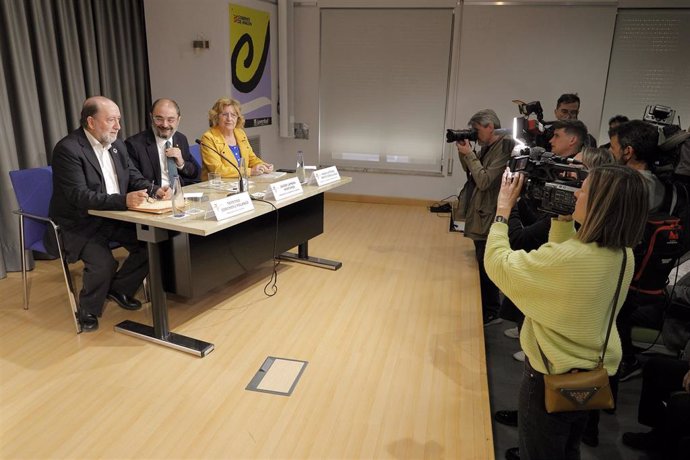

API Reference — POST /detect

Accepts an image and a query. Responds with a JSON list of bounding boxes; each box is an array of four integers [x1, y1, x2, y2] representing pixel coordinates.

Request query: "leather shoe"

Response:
[[79, 312, 99, 332], [505, 447, 520, 460], [582, 432, 599, 447], [107, 290, 142, 310], [494, 410, 518, 427], [622, 430, 663, 451]]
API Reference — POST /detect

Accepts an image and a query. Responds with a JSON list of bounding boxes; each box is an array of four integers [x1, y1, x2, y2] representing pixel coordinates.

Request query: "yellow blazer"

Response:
[[199, 126, 266, 180]]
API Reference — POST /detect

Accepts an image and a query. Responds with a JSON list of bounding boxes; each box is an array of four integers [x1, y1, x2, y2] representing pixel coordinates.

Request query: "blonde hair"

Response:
[[208, 97, 245, 128], [577, 164, 648, 248], [580, 147, 614, 169]]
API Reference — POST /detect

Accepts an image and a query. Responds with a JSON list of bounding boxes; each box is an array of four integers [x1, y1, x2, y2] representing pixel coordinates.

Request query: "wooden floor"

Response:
[[0, 200, 492, 459]]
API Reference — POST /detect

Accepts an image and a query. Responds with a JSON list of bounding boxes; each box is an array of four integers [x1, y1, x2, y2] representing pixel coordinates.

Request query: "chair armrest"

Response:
[[13, 209, 53, 224]]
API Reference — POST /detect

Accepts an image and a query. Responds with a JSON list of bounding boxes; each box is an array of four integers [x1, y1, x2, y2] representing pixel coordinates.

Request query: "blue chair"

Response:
[[9, 166, 81, 333], [189, 143, 202, 181]]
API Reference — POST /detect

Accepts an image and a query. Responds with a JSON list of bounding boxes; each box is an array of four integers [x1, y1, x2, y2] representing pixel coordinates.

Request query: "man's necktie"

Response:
[[165, 140, 177, 185]]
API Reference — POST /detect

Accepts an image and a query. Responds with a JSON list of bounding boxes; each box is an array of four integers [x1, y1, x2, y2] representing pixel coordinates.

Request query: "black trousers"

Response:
[[473, 239, 500, 315], [638, 357, 690, 426], [500, 297, 525, 327], [616, 291, 666, 362], [76, 221, 148, 316], [637, 357, 690, 458], [519, 359, 589, 460]]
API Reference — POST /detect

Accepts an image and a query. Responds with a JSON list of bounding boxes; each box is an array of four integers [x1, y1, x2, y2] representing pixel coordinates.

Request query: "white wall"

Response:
[[144, 0, 282, 165], [289, 1, 615, 200], [143, 0, 682, 201]]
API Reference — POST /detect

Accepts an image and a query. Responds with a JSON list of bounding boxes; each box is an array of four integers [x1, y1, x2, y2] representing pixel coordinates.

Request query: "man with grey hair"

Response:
[[456, 109, 515, 325], [47, 96, 171, 332]]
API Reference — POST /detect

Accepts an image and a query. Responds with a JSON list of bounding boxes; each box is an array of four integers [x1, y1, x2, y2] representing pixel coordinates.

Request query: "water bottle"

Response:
[[296, 150, 305, 183], [171, 175, 185, 217]]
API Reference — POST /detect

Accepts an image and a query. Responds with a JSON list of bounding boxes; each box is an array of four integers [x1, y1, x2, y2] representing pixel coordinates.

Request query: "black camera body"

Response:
[[512, 100, 555, 150], [509, 147, 587, 216], [643, 105, 676, 127], [446, 128, 478, 143], [642, 104, 684, 180]]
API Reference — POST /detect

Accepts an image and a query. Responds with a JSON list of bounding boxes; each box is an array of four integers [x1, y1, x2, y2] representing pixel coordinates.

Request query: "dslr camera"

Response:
[[509, 148, 587, 216], [446, 128, 478, 143]]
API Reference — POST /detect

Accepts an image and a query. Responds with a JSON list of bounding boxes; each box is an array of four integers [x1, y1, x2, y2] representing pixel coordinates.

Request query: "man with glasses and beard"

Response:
[[126, 98, 199, 187]]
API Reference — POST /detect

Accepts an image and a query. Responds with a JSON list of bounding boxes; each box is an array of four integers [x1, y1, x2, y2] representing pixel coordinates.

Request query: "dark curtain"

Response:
[[0, 0, 151, 278]]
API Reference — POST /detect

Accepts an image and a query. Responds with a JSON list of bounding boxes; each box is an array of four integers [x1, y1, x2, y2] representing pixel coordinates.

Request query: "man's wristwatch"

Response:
[[494, 215, 508, 224]]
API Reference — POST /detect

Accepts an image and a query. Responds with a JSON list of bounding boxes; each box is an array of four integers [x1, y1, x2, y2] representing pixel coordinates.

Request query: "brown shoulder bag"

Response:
[[540, 250, 626, 413]]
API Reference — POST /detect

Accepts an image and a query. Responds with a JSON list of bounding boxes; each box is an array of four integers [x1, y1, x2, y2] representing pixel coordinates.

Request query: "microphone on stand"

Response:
[[195, 139, 245, 193]]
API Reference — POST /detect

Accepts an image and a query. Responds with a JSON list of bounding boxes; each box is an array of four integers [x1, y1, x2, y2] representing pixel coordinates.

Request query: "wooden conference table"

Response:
[[90, 175, 351, 357]]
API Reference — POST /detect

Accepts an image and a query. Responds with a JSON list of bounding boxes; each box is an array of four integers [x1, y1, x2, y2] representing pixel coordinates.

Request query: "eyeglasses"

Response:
[[220, 112, 239, 120], [558, 108, 579, 117], [152, 116, 178, 125]]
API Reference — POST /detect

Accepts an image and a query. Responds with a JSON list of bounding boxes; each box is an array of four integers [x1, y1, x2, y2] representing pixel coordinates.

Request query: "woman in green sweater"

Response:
[[485, 164, 648, 460]]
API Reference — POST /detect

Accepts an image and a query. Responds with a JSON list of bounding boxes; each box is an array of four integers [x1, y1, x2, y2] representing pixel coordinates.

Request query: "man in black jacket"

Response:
[[126, 98, 199, 187], [47, 96, 170, 331]]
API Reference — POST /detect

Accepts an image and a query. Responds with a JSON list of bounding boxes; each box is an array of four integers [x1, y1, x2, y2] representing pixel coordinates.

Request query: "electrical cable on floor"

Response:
[[251, 197, 280, 297], [429, 194, 457, 213]]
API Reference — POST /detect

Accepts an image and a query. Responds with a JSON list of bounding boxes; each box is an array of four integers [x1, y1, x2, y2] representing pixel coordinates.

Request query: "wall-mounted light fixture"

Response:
[[192, 40, 210, 50]]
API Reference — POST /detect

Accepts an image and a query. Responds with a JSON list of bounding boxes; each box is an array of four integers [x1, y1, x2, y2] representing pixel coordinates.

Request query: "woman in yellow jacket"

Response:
[[199, 97, 273, 181]]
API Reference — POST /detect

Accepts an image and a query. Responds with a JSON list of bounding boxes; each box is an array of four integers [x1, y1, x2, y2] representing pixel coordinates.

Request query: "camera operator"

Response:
[[549, 120, 588, 159], [456, 109, 515, 326], [554, 93, 597, 148], [554, 93, 580, 121], [500, 148, 615, 351], [609, 120, 667, 382], [494, 148, 616, 445], [599, 115, 629, 149], [486, 165, 648, 460], [610, 120, 665, 210]]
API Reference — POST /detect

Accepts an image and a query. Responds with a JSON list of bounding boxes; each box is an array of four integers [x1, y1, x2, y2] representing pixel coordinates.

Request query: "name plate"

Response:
[[265, 177, 304, 201], [209, 192, 254, 220], [308, 166, 340, 186]]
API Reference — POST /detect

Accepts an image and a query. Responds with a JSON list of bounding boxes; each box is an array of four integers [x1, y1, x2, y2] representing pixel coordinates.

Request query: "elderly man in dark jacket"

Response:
[[47, 96, 170, 331], [456, 109, 515, 325]]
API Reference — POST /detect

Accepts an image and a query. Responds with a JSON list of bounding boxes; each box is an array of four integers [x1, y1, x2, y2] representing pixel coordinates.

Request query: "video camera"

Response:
[[509, 148, 587, 216], [644, 104, 677, 128], [510, 99, 587, 215], [512, 100, 554, 150], [643, 104, 685, 178], [642, 104, 683, 145]]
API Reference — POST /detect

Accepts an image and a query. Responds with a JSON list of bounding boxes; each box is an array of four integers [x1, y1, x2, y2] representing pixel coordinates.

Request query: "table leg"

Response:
[[279, 241, 342, 270], [113, 225, 214, 357]]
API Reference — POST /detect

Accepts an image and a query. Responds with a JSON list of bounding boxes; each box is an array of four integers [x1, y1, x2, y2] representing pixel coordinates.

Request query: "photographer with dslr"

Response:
[[454, 109, 515, 326], [486, 165, 648, 460]]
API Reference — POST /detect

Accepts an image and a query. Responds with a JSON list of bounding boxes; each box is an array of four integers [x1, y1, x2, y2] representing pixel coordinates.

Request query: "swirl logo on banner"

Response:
[[229, 4, 272, 128]]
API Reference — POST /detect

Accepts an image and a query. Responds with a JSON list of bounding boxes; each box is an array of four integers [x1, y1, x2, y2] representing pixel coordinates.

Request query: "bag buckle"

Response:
[[559, 387, 600, 406]]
